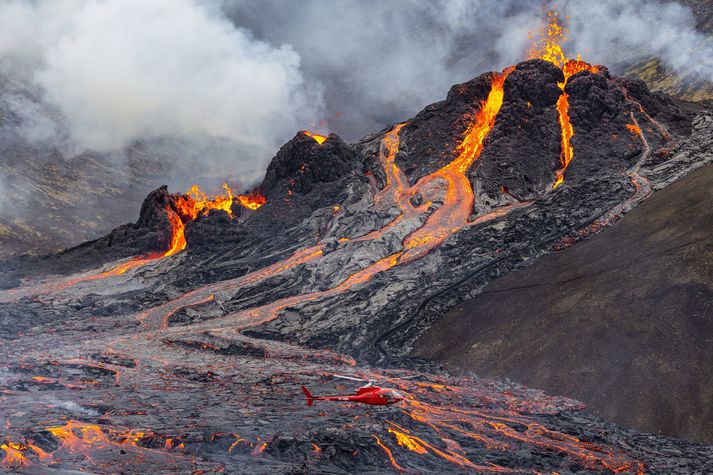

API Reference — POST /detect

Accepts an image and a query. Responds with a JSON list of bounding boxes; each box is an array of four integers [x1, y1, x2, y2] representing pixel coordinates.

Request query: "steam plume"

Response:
[[225, 0, 711, 141], [0, 0, 322, 170]]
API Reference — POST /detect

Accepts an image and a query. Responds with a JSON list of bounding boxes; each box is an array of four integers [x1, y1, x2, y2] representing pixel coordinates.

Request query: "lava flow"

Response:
[[2, 6, 702, 473], [530, 10, 598, 189], [194, 68, 532, 347]]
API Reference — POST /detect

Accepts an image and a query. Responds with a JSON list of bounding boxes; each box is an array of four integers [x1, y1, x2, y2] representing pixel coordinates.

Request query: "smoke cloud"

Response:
[[0, 0, 322, 179], [561, 0, 711, 78], [223, 0, 539, 141], [225, 0, 712, 141]]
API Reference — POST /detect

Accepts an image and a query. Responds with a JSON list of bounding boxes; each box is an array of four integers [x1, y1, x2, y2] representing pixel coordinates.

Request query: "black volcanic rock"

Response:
[[177, 132, 368, 276], [0, 185, 181, 288], [565, 69, 644, 181], [262, 132, 360, 197], [245, 131, 365, 233], [183, 206, 239, 251], [68, 184, 178, 257], [616, 76, 693, 136]]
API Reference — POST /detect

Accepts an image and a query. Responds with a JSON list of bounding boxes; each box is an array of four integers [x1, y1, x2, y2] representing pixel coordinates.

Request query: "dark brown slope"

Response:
[[413, 162, 713, 444]]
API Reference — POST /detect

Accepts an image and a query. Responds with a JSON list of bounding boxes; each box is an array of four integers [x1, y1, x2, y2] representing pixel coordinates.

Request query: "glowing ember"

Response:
[[626, 123, 642, 135], [237, 190, 267, 210], [303, 131, 329, 144]]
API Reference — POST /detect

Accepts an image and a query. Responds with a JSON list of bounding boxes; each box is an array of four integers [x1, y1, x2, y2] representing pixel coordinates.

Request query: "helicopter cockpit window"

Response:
[[385, 389, 403, 398]]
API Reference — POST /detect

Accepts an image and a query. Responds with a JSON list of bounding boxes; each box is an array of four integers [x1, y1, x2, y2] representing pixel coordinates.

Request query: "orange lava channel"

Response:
[[1, 442, 31, 469], [373, 435, 405, 472]]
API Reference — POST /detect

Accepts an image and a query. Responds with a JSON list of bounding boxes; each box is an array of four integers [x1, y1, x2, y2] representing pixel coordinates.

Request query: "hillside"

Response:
[[415, 147, 713, 444]]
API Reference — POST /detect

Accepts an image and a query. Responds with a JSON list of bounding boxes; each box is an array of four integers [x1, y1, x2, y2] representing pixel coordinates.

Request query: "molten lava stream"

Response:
[[375, 123, 410, 206], [211, 68, 521, 335], [551, 60, 599, 189], [621, 89, 671, 142], [138, 244, 326, 329], [553, 90, 573, 189], [1, 442, 31, 469], [372, 435, 405, 472]]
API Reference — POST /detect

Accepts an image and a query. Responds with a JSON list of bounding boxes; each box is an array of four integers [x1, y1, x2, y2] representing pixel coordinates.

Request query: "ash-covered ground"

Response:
[[3, 59, 713, 473]]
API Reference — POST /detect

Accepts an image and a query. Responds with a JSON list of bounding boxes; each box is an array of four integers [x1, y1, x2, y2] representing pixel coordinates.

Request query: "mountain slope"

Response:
[[414, 142, 713, 444]]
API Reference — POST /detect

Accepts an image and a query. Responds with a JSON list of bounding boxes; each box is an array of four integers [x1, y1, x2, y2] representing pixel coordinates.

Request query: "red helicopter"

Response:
[[301, 374, 409, 406]]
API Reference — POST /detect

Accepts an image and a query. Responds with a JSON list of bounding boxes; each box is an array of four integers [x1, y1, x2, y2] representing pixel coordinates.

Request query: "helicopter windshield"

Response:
[[384, 389, 403, 399]]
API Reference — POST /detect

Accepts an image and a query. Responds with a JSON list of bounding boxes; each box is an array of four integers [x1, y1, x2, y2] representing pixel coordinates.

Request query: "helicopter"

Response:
[[301, 374, 411, 406]]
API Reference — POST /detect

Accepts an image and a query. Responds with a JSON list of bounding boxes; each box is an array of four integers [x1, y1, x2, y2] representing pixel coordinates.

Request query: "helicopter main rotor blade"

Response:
[[333, 374, 369, 382]]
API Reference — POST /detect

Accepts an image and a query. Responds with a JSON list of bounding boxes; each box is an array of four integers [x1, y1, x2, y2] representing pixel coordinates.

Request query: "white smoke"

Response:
[[560, 0, 711, 78], [46, 397, 101, 417], [0, 0, 708, 208], [0, 0, 322, 167], [224, 0, 711, 141], [224, 0, 539, 140]]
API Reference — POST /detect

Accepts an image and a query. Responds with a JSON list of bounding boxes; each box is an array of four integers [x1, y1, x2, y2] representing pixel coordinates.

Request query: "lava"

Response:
[[377, 122, 409, 203], [237, 190, 267, 210], [554, 90, 574, 189], [46, 420, 150, 455], [303, 131, 329, 144], [385, 384, 646, 474], [373, 435, 404, 472], [166, 183, 265, 256], [1, 442, 30, 469], [626, 123, 642, 135], [0, 10, 686, 474], [135, 67, 521, 339], [163, 205, 189, 257], [528, 10, 567, 67]]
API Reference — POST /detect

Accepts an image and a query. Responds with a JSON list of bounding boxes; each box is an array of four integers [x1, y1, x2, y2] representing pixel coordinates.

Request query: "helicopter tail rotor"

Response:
[[301, 386, 315, 407]]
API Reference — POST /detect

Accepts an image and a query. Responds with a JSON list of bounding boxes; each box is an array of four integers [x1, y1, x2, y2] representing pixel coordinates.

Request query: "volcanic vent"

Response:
[[2, 11, 713, 474]]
